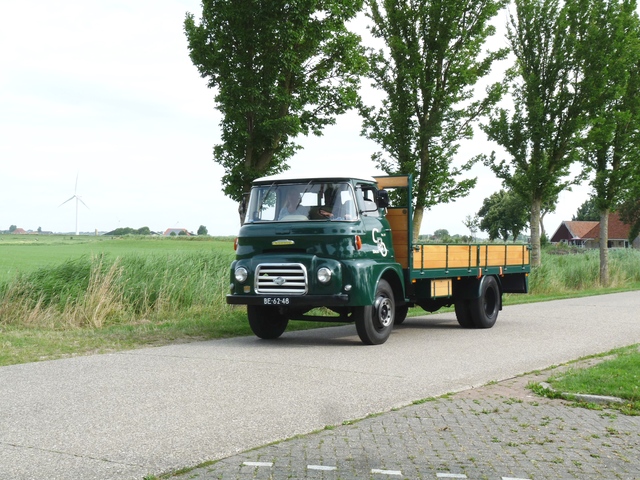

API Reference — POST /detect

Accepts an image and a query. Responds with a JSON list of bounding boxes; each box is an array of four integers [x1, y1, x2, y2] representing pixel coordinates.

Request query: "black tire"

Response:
[[355, 279, 395, 345], [394, 305, 409, 325], [454, 299, 475, 328], [247, 305, 289, 339], [469, 276, 500, 328]]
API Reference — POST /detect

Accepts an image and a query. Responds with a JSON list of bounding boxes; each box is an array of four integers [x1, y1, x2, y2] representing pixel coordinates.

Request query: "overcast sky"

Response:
[[0, 0, 591, 237]]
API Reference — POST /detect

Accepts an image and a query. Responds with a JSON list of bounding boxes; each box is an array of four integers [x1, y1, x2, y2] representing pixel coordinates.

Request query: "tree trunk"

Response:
[[238, 200, 247, 226], [599, 209, 609, 286], [238, 181, 252, 226], [412, 206, 424, 243], [530, 198, 542, 267]]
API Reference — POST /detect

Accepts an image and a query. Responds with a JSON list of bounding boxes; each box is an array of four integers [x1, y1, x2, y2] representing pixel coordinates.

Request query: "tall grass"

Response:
[[2, 245, 639, 331], [0, 251, 235, 329], [529, 247, 640, 294]]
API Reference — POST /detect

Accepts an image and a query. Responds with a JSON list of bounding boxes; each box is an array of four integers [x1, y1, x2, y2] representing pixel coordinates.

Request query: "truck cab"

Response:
[[227, 173, 405, 344]]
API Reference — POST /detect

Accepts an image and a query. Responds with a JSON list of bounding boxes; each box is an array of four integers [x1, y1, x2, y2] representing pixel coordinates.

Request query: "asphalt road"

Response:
[[1, 291, 639, 479]]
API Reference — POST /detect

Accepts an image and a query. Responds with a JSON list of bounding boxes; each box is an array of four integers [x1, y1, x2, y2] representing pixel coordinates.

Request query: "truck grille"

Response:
[[255, 263, 308, 295]]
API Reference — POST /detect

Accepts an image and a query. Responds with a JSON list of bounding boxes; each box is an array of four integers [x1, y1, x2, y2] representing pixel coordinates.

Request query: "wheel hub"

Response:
[[374, 296, 394, 328]]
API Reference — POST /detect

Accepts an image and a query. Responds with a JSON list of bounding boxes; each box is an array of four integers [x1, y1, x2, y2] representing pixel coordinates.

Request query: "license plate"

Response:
[[263, 297, 290, 305]]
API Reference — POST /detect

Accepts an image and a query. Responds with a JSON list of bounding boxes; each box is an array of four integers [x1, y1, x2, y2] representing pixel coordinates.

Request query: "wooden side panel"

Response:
[[386, 208, 409, 268], [412, 244, 530, 272], [413, 245, 478, 269], [414, 245, 446, 269], [391, 230, 409, 268], [478, 245, 529, 267], [375, 176, 410, 189], [386, 212, 407, 230], [446, 245, 478, 268]]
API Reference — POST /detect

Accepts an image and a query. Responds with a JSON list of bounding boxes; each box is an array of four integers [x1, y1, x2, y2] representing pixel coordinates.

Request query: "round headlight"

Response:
[[317, 267, 332, 284], [234, 266, 248, 283]]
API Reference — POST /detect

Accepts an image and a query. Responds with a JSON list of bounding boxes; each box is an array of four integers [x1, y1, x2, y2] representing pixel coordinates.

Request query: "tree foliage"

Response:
[[185, 0, 367, 222], [432, 229, 451, 242], [106, 227, 152, 236], [462, 214, 480, 242], [477, 190, 529, 242], [573, 196, 600, 221], [197, 225, 208, 236], [573, 0, 640, 285], [360, 0, 508, 241], [483, 0, 587, 266], [619, 194, 640, 243]]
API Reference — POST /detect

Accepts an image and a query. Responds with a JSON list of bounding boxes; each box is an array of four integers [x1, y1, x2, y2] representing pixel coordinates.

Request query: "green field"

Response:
[[0, 234, 235, 283], [1, 234, 640, 366]]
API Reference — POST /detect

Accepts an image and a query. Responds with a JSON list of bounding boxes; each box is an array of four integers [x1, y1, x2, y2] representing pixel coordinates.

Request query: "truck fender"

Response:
[[380, 269, 406, 307], [343, 261, 404, 306]]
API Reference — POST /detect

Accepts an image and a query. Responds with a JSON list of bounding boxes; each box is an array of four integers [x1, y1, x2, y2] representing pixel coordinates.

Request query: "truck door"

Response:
[[356, 183, 393, 261]]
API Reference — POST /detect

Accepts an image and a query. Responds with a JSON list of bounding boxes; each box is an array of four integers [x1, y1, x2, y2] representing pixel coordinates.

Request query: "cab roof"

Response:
[[253, 171, 378, 184]]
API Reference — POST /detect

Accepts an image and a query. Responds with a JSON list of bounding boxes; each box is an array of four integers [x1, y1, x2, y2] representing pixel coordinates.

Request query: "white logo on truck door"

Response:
[[372, 228, 388, 257]]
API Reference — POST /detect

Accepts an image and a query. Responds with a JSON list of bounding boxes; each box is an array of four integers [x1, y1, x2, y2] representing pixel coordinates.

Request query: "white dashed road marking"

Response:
[[307, 465, 337, 471], [242, 461, 273, 467], [371, 468, 402, 476], [241, 460, 532, 479]]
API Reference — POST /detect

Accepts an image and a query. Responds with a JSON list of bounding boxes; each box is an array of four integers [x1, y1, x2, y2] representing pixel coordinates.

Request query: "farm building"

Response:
[[163, 228, 191, 237], [550, 212, 640, 248]]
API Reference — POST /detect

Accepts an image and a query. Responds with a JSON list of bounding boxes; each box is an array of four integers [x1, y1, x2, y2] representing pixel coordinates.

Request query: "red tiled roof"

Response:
[[564, 221, 599, 239], [163, 228, 191, 236], [583, 213, 631, 240]]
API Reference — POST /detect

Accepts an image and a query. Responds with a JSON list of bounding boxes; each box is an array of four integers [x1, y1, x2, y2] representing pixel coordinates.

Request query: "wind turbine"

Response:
[[59, 174, 89, 235]]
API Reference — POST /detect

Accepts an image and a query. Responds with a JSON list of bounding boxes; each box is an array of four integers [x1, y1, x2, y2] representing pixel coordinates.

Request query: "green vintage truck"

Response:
[[227, 173, 531, 345]]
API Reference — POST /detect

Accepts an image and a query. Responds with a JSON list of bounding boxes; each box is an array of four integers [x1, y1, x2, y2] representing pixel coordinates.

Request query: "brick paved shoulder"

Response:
[[173, 376, 640, 480]]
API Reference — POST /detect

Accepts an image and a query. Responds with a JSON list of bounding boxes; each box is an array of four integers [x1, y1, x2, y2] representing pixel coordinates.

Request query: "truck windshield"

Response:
[[245, 182, 357, 223]]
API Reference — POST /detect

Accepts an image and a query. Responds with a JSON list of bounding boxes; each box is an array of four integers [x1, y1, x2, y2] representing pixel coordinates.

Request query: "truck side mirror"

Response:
[[377, 189, 389, 209]]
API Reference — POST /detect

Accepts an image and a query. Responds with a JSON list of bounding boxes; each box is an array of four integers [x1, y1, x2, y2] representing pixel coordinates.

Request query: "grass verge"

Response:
[[529, 345, 640, 416]]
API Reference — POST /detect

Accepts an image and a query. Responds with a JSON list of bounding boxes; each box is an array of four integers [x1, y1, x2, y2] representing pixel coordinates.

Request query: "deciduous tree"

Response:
[[483, 0, 587, 266], [462, 215, 480, 242], [185, 0, 367, 223], [573, 196, 599, 221], [574, 0, 640, 285], [360, 0, 508, 241], [477, 190, 529, 242]]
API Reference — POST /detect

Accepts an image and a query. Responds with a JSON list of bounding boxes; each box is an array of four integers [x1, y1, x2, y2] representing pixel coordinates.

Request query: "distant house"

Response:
[[163, 228, 191, 237], [550, 213, 639, 248], [11, 228, 27, 234]]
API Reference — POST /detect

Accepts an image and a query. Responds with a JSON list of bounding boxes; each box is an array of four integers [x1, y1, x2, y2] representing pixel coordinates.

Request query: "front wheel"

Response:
[[247, 305, 289, 339], [355, 279, 395, 345]]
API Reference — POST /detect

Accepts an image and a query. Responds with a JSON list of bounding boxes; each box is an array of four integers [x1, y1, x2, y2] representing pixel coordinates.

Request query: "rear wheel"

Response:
[[394, 305, 409, 325], [247, 305, 289, 339], [454, 299, 474, 328], [355, 279, 395, 345], [469, 276, 500, 328]]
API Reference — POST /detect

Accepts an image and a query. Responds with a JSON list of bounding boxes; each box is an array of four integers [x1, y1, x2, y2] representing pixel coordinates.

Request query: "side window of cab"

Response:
[[356, 184, 379, 217]]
